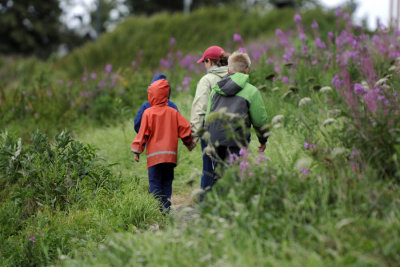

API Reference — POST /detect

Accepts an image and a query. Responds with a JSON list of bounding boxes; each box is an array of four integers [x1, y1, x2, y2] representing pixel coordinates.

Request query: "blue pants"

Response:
[[148, 163, 175, 212], [200, 139, 215, 190]]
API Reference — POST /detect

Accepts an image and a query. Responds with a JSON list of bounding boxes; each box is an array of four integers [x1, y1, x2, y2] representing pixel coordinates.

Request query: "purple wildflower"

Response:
[[335, 8, 342, 17], [256, 154, 270, 164], [170, 37, 176, 46], [304, 142, 310, 149], [343, 13, 350, 20], [240, 160, 250, 174], [57, 79, 63, 84], [315, 37, 326, 49], [299, 32, 306, 41], [67, 81, 72, 88], [105, 64, 112, 73], [238, 47, 247, 53], [29, 236, 36, 243], [266, 59, 273, 65], [239, 147, 250, 158], [90, 72, 97, 79], [294, 14, 302, 23], [160, 58, 171, 69], [82, 76, 87, 83], [98, 80, 105, 88], [233, 33, 243, 43], [354, 83, 367, 96], [311, 20, 319, 29], [282, 76, 289, 83], [274, 66, 281, 73], [328, 32, 334, 39], [229, 153, 239, 163], [301, 168, 310, 175]]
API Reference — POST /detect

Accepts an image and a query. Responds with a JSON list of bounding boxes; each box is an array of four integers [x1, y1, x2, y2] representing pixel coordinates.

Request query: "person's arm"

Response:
[[190, 77, 211, 138], [134, 102, 150, 133], [131, 111, 151, 158], [249, 89, 269, 147], [177, 112, 194, 150]]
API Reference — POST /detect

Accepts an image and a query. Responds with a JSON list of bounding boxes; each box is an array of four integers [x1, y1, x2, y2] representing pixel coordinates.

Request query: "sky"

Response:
[[63, 0, 393, 30], [320, 0, 390, 29]]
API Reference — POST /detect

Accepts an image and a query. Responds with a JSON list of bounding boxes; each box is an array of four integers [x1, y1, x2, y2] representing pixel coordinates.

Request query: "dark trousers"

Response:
[[200, 138, 215, 190], [212, 146, 241, 182], [148, 163, 175, 212]]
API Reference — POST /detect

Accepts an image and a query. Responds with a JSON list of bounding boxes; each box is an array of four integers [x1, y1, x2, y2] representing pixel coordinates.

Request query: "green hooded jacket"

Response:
[[206, 72, 268, 147]]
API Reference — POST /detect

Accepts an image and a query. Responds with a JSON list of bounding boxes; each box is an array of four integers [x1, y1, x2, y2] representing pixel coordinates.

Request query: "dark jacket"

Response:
[[134, 74, 178, 133], [206, 72, 268, 147]]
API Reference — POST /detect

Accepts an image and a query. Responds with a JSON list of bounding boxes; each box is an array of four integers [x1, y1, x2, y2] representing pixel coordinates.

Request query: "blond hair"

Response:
[[228, 51, 251, 73]]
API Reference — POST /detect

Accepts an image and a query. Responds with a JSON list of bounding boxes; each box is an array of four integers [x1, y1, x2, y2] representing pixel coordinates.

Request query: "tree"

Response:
[[0, 0, 64, 57]]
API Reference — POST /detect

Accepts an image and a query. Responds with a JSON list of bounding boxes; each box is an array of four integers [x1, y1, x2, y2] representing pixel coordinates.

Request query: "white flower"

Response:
[[272, 87, 280, 91], [294, 157, 312, 171], [361, 81, 369, 91], [320, 86, 332, 92], [298, 97, 311, 107], [375, 78, 388, 87], [323, 118, 337, 126], [328, 109, 341, 116], [272, 114, 284, 124], [273, 123, 283, 129]]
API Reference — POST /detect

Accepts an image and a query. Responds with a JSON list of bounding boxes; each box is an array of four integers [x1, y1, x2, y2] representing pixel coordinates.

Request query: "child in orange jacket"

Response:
[[131, 78, 195, 212]]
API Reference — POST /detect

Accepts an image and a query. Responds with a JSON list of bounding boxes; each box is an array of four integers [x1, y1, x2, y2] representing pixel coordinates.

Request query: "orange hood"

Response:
[[148, 79, 169, 106]]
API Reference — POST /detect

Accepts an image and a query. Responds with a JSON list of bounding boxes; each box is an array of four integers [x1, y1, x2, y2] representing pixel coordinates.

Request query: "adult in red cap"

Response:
[[190, 45, 230, 192]]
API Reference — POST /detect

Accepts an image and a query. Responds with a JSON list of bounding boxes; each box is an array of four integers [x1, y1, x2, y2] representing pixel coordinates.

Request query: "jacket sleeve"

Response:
[[131, 111, 151, 153], [134, 102, 149, 133], [190, 76, 211, 137], [249, 89, 269, 145], [177, 112, 193, 146]]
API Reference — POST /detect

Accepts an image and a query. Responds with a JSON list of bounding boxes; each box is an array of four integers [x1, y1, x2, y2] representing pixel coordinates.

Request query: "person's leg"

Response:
[[160, 163, 174, 212], [200, 139, 215, 190], [148, 164, 163, 210]]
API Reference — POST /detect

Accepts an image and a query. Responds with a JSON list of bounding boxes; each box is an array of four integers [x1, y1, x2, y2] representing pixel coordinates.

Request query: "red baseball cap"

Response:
[[197, 46, 225, 63]]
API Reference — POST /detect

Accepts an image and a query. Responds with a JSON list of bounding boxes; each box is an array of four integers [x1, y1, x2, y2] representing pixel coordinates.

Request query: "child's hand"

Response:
[[134, 153, 140, 162], [187, 141, 196, 151]]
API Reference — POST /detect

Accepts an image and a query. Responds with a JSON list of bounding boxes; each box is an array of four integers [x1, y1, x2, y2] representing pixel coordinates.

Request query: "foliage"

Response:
[[0, 0, 66, 58], [0, 130, 164, 266]]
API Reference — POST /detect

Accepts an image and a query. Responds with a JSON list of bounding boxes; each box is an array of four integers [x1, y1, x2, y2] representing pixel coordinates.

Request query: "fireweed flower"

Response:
[[82, 76, 87, 83], [90, 72, 97, 79], [239, 47, 247, 53], [229, 153, 239, 163], [240, 160, 250, 174], [354, 83, 367, 95], [294, 14, 302, 23], [105, 64, 112, 73], [233, 33, 243, 43], [266, 59, 273, 65], [98, 80, 105, 88], [335, 8, 342, 17], [160, 58, 171, 69], [29, 236, 36, 243], [239, 147, 250, 158], [311, 20, 319, 29], [282, 76, 289, 83], [256, 154, 269, 164], [304, 142, 310, 149], [57, 79, 63, 84], [170, 37, 176, 46], [301, 168, 310, 175]]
